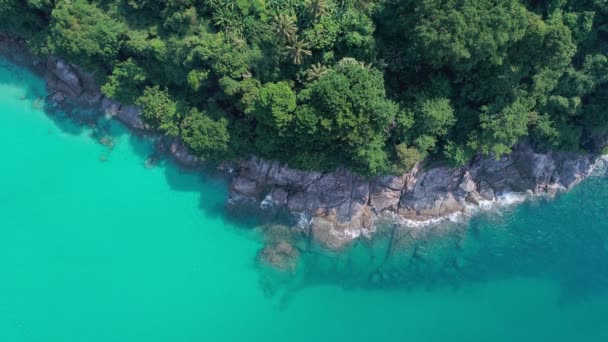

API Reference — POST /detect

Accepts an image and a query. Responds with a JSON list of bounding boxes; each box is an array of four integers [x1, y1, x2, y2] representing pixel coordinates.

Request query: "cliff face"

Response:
[[229, 148, 603, 250], [2, 36, 604, 253]]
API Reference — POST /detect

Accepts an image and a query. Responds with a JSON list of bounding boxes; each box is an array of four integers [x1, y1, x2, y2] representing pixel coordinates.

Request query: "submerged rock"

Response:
[[259, 240, 300, 272]]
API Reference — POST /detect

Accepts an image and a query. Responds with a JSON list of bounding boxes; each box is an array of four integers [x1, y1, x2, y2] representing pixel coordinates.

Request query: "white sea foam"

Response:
[[376, 191, 532, 231], [379, 210, 467, 229], [260, 194, 273, 209], [591, 155, 608, 176], [296, 212, 312, 229]]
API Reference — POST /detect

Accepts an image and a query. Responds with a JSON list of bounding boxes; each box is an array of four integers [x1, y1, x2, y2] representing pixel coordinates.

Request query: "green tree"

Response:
[[251, 82, 297, 132], [284, 37, 312, 64], [293, 59, 399, 174], [415, 98, 455, 136], [306, 0, 328, 20], [270, 13, 298, 42], [0, 0, 51, 41], [181, 109, 230, 159], [136, 86, 180, 137], [48, 0, 125, 70], [392, 143, 423, 174], [410, 0, 530, 71], [478, 98, 532, 157], [101, 59, 146, 103], [305, 63, 330, 81]]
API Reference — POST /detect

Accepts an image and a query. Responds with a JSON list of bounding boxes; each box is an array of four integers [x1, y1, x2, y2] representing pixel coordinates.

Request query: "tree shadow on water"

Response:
[[260, 190, 608, 310], [0, 57, 47, 100]]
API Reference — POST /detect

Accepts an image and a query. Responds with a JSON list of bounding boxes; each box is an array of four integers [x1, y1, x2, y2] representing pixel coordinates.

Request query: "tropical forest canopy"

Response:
[[2, 0, 608, 175]]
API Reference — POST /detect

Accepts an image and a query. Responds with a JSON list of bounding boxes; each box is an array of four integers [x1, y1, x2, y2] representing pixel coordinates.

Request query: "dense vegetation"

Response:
[[2, 0, 608, 175]]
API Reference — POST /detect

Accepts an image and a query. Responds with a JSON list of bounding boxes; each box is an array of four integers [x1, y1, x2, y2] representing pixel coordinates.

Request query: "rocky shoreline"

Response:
[[2, 34, 606, 262], [229, 148, 606, 251]]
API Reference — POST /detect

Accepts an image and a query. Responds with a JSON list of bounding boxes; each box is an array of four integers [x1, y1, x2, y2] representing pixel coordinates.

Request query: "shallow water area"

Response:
[[1, 57, 608, 341]]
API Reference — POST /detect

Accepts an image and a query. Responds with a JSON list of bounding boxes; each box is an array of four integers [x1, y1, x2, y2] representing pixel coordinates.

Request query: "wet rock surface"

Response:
[[229, 146, 602, 250], [169, 138, 201, 168]]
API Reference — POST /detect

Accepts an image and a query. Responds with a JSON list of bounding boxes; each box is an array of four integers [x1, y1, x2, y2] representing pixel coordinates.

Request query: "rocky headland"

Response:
[[2, 34, 607, 269]]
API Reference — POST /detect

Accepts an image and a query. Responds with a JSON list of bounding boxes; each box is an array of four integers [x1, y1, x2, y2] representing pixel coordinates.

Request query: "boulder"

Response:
[[115, 105, 146, 130], [170, 138, 200, 167], [478, 181, 495, 201], [370, 175, 404, 212], [398, 167, 465, 220], [270, 188, 288, 207], [101, 97, 121, 116], [232, 176, 258, 197], [51, 59, 83, 95]]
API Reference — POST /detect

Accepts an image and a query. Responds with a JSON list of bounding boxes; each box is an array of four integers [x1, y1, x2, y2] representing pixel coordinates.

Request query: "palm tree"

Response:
[[203, 0, 221, 10], [284, 37, 312, 64], [382, 43, 406, 71], [212, 7, 233, 30], [270, 14, 298, 43], [306, 0, 328, 20], [267, 0, 299, 12], [359, 61, 373, 70], [212, 6, 244, 37], [306, 63, 329, 81], [337, 57, 372, 70]]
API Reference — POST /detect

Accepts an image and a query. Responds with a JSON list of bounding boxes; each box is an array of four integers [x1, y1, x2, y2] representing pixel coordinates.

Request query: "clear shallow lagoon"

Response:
[[1, 57, 608, 342]]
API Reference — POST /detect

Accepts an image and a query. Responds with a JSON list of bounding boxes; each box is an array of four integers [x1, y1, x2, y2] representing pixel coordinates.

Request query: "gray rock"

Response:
[[398, 167, 465, 220], [43, 57, 103, 105], [232, 176, 258, 197], [270, 188, 288, 207], [115, 105, 146, 130], [559, 156, 591, 189], [459, 171, 476, 193], [287, 192, 308, 212], [170, 138, 200, 167], [370, 175, 404, 212], [101, 97, 121, 115], [51, 92, 65, 103], [53, 59, 83, 95], [478, 181, 495, 201], [227, 145, 599, 251], [466, 191, 482, 205]]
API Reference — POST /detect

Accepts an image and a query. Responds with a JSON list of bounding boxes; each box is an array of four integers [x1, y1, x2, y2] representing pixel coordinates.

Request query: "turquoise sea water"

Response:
[[1, 57, 608, 342]]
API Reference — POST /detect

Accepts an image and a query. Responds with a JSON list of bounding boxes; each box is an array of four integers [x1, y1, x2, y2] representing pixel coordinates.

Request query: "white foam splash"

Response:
[[296, 212, 312, 229], [260, 194, 273, 209], [591, 155, 608, 176], [377, 191, 532, 230], [395, 211, 468, 229]]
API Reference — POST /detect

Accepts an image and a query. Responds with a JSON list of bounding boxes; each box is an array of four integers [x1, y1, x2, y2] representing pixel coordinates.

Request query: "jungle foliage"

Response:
[[3, 0, 608, 175]]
